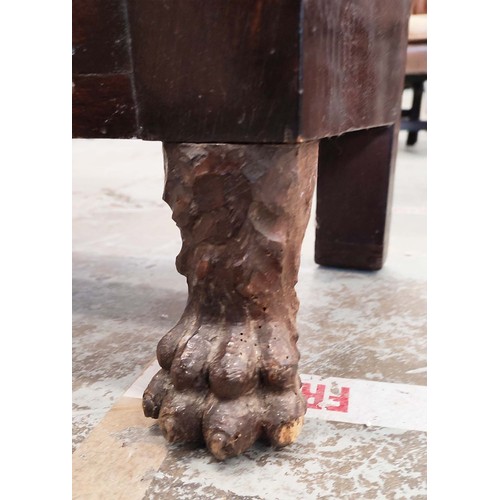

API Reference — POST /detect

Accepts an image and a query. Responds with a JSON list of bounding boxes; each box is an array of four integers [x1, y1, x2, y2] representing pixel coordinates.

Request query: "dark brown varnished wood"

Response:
[[127, 0, 302, 143], [72, 75, 137, 138], [72, 0, 411, 143], [72, 0, 132, 75], [72, 0, 137, 138], [315, 125, 397, 270], [300, 0, 409, 140]]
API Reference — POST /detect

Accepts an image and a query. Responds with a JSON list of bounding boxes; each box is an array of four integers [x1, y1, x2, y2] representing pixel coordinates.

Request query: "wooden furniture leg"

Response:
[[315, 125, 397, 271], [405, 77, 425, 146], [72, 0, 412, 460], [143, 142, 318, 460]]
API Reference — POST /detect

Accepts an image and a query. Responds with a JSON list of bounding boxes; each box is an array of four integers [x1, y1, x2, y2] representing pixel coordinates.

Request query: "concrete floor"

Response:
[[73, 115, 426, 498]]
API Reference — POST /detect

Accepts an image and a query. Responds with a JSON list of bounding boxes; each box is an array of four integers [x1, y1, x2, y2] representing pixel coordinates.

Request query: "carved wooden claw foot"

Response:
[[143, 142, 317, 460]]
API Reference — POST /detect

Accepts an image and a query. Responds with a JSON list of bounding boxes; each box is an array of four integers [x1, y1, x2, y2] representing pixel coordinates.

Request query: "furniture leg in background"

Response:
[[315, 125, 398, 271], [400, 1, 427, 145], [402, 74, 426, 146]]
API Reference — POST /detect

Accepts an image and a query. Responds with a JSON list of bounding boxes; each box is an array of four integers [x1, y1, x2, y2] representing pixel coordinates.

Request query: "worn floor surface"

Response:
[[73, 115, 426, 499]]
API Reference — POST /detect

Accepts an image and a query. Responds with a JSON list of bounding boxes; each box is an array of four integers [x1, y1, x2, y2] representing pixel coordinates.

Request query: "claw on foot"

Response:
[[143, 319, 307, 459]]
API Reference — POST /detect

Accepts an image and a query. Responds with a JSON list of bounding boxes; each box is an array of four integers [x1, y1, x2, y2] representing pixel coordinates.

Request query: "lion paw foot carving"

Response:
[[143, 318, 305, 460], [143, 142, 318, 459]]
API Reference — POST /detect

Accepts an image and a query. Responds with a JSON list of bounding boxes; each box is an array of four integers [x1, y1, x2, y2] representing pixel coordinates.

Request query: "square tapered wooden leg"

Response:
[[315, 125, 398, 271]]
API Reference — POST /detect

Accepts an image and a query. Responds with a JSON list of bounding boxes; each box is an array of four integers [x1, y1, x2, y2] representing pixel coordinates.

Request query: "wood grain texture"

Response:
[[72, 0, 132, 75], [143, 142, 318, 459], [72, 74, 137, 138], [315, 125, 397, 270], [300, 0, 410, 139], [72, 0, 138, 138], [127, 0, 302, 143], [72, 0, 411, 142]]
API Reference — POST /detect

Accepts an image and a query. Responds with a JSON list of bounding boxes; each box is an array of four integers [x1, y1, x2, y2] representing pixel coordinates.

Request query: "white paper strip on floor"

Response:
[[300, 373, 426, 432], [124, 360, 162, 399], [125, 361, 426, 432]]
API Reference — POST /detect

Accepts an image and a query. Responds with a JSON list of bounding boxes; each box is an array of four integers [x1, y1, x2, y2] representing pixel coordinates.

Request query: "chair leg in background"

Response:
[[407, 80, 424, 146]]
